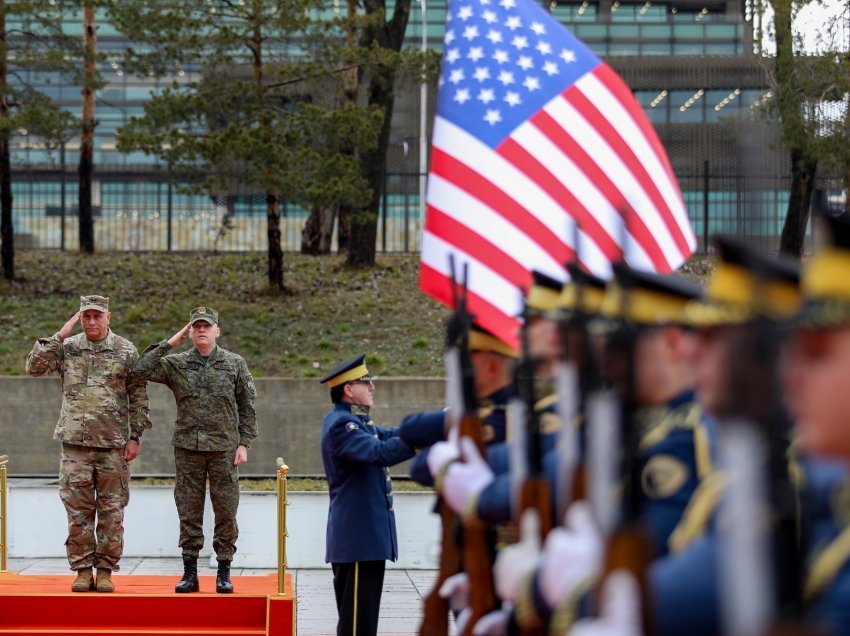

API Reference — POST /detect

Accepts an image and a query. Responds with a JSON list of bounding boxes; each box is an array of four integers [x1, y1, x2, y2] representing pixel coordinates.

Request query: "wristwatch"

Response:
[[129, 435, 142, 443]]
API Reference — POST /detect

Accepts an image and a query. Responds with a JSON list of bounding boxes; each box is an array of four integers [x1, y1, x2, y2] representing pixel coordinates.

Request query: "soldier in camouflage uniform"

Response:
[[133, 306, 257, 594], [25, 295, 151, 593]]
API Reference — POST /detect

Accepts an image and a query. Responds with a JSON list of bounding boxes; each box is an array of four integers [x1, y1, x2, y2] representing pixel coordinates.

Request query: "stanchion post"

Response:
[[276, 457, 290, 596], [0, 455, 8, 573]]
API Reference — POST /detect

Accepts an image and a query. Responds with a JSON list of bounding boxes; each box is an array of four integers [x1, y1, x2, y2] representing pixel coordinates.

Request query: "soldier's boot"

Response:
[[96, 569, 115, 593], [175, 556, 199, 593], [71, 568, 95, 593], [215, 560, 234, 594]]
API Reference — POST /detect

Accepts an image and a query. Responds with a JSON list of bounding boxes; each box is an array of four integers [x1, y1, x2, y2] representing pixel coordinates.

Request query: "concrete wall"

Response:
[[7, 483, 440, 569], [0, 377, 446, 476]]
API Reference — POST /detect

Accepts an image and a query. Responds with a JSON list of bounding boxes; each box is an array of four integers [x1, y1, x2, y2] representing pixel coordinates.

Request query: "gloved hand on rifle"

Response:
[[441, 437, 495, 514], [539, 501, 604, 609], [493, 509, 543, 602], [439, 572, 472, 634], [567, 571, 643, 636], [427, 438, 461, 482]]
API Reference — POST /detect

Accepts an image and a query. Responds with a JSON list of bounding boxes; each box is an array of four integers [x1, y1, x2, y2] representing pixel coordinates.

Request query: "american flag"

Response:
[[419, 0, 696, 347]]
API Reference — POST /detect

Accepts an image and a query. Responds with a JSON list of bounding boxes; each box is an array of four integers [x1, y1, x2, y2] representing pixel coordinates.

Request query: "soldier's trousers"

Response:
[[332, 560, 386, 636], [58, 443, 130, 572], [174, 447, 239, 560]]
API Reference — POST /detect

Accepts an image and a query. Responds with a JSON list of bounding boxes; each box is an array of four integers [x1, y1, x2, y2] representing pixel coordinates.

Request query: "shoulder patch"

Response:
[[346, 422, 358, 432], [642, 454, 690, 500]]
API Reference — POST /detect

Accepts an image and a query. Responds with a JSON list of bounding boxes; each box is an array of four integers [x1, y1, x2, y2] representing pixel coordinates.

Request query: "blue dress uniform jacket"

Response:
[[321, 403, 415, 563], [804, 459, 850, 636], [404, 386, 515, 487]]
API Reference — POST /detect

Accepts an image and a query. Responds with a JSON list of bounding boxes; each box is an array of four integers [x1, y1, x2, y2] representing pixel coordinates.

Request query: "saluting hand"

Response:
[[58, 311, 81, 340], [167, 322, 192, 348]]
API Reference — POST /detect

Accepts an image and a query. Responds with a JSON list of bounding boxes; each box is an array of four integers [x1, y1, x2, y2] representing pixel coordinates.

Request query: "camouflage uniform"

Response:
[[26, 311, 150, 572], [133, 316, 257, 561]]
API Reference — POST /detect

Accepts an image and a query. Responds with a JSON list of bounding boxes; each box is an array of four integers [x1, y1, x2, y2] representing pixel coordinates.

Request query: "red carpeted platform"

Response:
[[0, 572, 296, 635]]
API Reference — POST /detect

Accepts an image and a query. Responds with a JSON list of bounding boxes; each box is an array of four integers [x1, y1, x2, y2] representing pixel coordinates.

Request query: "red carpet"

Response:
[[0, 572, 295, 635]]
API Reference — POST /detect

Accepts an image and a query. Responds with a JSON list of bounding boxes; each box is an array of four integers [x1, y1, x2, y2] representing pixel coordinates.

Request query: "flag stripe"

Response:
[[564, 85, 692, 259], [546, 95, 686, 266], [420, 262, 520, 349], [429, 147, 572, 269], [425, 205, 530, 286], [427, 172, 566, 277], [531, 107, 673, 272], [577, 70, 695, 250], [499, 136, 623, 264]]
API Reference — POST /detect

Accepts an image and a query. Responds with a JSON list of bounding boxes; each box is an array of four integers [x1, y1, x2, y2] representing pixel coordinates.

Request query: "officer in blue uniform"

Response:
[[319, 354, 415, 636]]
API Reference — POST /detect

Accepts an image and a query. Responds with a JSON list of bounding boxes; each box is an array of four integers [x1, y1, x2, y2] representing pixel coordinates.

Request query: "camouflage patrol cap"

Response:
[[80, 295, 109, 313], [190, 306, 219, 325]]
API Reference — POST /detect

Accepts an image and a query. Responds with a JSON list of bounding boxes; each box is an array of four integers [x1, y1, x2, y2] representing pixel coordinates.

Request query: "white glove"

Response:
[[442, 437, 495, 514], [427, 439, 461, 480], [472, 606, 512, 636], [439, 572, 471, 634], [439, 572, 470, 613], [567, 571, 643, 636], [493, 509, 542, 602], [539, 501, 604, 609]]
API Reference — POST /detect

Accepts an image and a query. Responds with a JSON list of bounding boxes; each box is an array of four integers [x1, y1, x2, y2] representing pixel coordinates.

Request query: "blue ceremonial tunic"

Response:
[[404, 385, 515, 487], [804, 458, 850, 636], [321, 402, 415, 563]]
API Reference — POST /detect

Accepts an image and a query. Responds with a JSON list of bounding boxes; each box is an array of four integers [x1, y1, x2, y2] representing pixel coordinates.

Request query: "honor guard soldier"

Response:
[[319, 354, 416, 636], [786, 214, 850, 636], [26, 295, 151, 593]]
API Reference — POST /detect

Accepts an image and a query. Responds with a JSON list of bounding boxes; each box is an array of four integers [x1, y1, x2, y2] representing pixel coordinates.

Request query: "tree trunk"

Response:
[[346, 0, 411, 267], [301, 204, 337, 254], [337, 205, 351, 252], [0, 3, 13, 281], [251, 1, 283, 289], [78, 2, 96, 254], [267, 189, 284, 289], [778, 151, 817, 258]]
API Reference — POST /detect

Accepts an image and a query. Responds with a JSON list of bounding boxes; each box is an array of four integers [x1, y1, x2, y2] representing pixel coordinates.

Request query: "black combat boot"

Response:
[[175, 555, 199, 593], [216, 559, 234, 594]]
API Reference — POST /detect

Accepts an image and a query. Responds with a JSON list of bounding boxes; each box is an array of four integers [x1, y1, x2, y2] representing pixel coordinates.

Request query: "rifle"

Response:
[[593, 265, 654, 634], [555, 261, 603, 519], [447, 262, 500, 636], [716, 247, 824, 636], [418, 259, 467, 636], [505, 293, 557, 636]]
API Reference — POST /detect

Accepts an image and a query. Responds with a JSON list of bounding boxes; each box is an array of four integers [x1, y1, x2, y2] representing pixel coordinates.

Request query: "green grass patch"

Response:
[[1, 252, 713, 377]]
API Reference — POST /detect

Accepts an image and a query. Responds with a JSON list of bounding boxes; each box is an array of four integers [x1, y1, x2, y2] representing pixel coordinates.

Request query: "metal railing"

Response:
[[0, 454, 8, 573], [276, 457, 290, 597]]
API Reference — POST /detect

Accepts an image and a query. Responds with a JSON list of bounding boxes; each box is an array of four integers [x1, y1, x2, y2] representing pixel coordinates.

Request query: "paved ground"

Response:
[[7, 557, 456, 636]]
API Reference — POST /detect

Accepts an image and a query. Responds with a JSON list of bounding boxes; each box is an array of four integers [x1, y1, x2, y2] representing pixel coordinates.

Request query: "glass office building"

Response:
[[9, 1, 789, 252]]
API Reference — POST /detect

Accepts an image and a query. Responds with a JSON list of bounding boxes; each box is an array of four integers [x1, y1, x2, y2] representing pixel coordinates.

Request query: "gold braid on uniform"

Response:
[[546, 575, 600, 636], [514, 571, 547, 631], [667, 471, 728, 554], [804, 525, 850, 602]]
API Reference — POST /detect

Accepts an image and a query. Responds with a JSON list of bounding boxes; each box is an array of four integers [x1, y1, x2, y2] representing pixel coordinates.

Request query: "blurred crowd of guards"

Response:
[[397, 213, 850, 636]]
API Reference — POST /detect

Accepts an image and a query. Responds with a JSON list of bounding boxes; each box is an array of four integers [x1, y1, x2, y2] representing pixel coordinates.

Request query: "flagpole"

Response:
[[419, 0, 428, 233]]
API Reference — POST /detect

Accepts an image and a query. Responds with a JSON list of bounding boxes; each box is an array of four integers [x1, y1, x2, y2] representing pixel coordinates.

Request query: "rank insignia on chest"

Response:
[[642, 454, 689, 499], [346, 422, 358, 432]]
